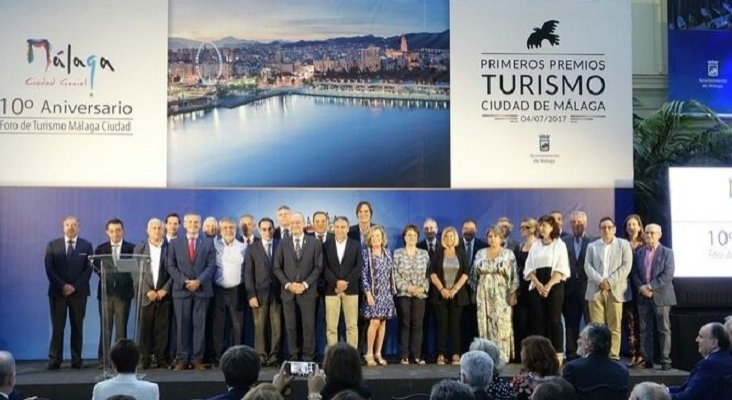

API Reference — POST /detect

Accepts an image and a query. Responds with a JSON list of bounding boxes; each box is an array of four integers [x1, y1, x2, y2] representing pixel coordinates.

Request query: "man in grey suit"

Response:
[[631, 223, 676, 370], [584, 217, 632, 360], [273, 212, 323, 361], [245, 217, 282, 366], [562, 210, 593, 360], [134, 218, 172, 369], [166, 212, 216, 371]]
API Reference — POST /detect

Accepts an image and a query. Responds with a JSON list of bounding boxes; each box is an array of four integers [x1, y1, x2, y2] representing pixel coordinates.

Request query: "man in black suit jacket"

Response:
[[166, 212, 217, 371], [460, 219, 486, 352], [323, 216, 363, 348], [44, 215, 94, 369], [562, 323, 629, 400], [236, 214, 259, 245], [562, 211, 593, 360], [273, 205, 304, 240], [134, 218, 172, 369], [245, 217, 282, 366], [417, 218, 439, 258], [94, 218, 136, 366], [273, 212, 323, 361]]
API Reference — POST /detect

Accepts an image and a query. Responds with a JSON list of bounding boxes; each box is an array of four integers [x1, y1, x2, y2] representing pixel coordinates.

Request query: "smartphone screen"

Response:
[[288, 361, 315, 376]]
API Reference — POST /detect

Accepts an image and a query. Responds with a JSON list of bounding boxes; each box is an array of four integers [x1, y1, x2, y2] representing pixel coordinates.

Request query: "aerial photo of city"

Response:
[[167, 0, 450, 188]]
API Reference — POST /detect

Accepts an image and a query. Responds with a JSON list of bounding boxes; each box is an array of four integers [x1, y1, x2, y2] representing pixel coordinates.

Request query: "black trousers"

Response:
[[528, 268, 565, 352], [562, 279, 588, 358], [140, 300, 171, 365], [48, 292, 87, 366], [212, 285, 244, 358], [397, 296, 426, 359], [512, 290, 531, 362], [282, 294, 316, 361], [97, 296, 131, 361], [433, 302, 463, 357]]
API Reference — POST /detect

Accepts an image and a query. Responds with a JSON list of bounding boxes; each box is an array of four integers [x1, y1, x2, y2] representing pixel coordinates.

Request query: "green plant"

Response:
[[633, 100, 732, 232]]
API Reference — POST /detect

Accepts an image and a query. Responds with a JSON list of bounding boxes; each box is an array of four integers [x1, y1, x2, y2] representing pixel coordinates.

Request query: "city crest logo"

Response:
[[526, 20, 560, 49], [539, 134, 551, 152], [707, 60, 719, 78]]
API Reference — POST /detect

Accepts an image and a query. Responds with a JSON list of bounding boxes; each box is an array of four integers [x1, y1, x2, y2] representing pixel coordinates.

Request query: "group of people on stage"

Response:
[[44, 201, 679, 375]]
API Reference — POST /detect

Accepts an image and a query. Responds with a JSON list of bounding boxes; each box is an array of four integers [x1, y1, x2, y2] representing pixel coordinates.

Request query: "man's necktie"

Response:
[[188, 237, 195, 261], [283, 229, 291, 239], [466, 242, 473, 261], [295, 238, 302, 259], [267, 242, 272, 261], [112, 244, 120, 264], [317, 234, 324, 243], [67, 240, 75, 258]]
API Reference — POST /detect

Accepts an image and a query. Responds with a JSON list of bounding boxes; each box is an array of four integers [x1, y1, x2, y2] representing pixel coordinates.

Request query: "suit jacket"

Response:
[[308, 231, 334, 243], [274, 226, 304, 240], [323, 237, 363, 296], [235, 233, 260, 244], [418, 238, 440, 257], [45, 236, 94, 297], [134, 240, 172, 307], [562, 234, 593, 294], [94, 240, 136, 301], [348, 223, 375, 244], [459, 238, 487, 269], [562, 353, 629, 400], [429, 246, 470, 306], [669, 349, 732, 400], [631, 244, 676, 306], [244, 238, 281, 303], [273, 235, 323, 300], [205, 386, 247, 400], [165, 235, 216, 299], [584, 237, 633, 302], [91, 373, 159, 400]]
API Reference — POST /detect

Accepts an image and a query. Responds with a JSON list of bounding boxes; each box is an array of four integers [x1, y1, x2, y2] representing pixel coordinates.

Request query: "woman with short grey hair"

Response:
[[469, 338, 515, 400]]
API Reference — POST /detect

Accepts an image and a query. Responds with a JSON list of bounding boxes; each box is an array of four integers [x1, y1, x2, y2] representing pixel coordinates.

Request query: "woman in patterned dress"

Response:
[[471, 226, 519, 364], [360, 225, 396, 366], [623, 213, 645, 367], [393, 224, 430, 365]]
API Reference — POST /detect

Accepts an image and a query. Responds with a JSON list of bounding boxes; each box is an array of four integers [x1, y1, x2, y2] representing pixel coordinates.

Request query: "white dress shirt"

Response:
[[214, 238, 247, 288], [148, 240, 163, 287]]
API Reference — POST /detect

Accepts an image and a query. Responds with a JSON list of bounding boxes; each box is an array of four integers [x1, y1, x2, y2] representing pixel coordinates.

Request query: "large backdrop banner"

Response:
[[450, 0, 633, 188], [667, 0, 732, 116]]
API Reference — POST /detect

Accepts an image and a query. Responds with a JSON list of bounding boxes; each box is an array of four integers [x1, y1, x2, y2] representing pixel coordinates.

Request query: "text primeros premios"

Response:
[[40, 100, 133, 115]]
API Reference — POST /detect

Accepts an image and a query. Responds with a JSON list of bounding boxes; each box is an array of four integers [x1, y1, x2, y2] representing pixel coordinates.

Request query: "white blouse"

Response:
[[523, 239, 571, 291]]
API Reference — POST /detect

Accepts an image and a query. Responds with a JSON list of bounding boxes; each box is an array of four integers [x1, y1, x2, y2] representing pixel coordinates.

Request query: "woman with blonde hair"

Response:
[[360, 226, 396, 366]]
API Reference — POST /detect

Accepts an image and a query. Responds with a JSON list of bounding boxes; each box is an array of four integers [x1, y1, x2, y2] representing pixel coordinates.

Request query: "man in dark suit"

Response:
[[245, 217, 282, 366], [669, 322, 732, 399], [273, 205, 293, 240], [237, 214, 259, 244], [273, 212, 323, 361], [497, 217, 519, 251], [563, 323, 629, 400], [562, 211, 593, 360], [417, 218, 439, 258], [309, 211, 334, 244], [460, 219, 486, 267], [166, 212, 216, 371], [323, 216, 363, 348], [45, 215, 94, 369], [205, 345, 261, 400], [460, 219, 486, 351], [164, 213, 180, 243], [94, 218, 136, 367], [631, 223, 676, 370], [551, 210, 571, 240], [134, 218, 172, 369]]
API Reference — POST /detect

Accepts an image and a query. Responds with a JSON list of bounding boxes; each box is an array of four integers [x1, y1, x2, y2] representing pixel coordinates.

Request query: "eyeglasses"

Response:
[[520, 225, 530, 230]]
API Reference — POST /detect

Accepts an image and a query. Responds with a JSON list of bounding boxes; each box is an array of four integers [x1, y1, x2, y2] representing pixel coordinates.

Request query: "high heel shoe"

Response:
[[375, 354, 388, 366], [364, 354, 377, 366]]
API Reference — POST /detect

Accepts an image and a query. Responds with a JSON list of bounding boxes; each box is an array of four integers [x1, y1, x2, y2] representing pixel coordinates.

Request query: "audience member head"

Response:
[[429, 379, 475, 400], [323, 343, 363, 389], [725, 315, 732, 345], [242, 383, 283, 400], [531, 376, 577, 400], [519, 218, 538, 240], [623, 214, 644, 244], [629, 382, 671, 400], [569, 211, 588, 238], [219, 345, 260, 390], [440, 226, 459, 250], [110, 339, 139, 374], [469, 337, 505, 372], [366, 225, 388, 250], [520, 335, 559, 376], [331, 389, 366, 400], [697, 322, 730, 357], [423, 218, 438, 241], [402, 224, 420, 248], [578, 323, 611, 357], [0, 351, 16, 394], [355, 201, 373, 225], [537, 215, 560, 240], [460, 350, 494, 392]]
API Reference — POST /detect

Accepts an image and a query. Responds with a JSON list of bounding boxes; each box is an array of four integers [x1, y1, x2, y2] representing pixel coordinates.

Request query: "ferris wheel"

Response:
[[195, 41, 223, 86]]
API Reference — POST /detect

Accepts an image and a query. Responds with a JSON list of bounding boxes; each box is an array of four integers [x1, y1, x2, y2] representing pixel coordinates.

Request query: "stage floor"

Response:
[[15, 359, 689, 400]]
